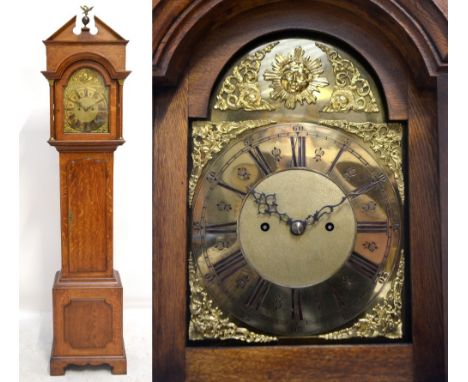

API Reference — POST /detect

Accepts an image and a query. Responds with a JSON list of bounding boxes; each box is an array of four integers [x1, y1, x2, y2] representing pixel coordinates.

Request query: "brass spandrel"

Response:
[[188, 255, 278, 342], [214, 42, 279, 112], [189, 120, 275, 205], [316, 42, 380, 113]]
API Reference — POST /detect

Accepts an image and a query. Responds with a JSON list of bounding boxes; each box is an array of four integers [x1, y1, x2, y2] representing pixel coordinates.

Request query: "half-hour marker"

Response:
[[212, 249, 246, 281], [357, 221, 388, 233], [248, 146, 272, 175], [245, 278, 270, 310], [218, 181, 247, 197], [348, 251, 379, 279], [205, 222, 237, 234], [291, 289, 304, 320], [327, 144, 347, 175], [290, 136, 306, 167]]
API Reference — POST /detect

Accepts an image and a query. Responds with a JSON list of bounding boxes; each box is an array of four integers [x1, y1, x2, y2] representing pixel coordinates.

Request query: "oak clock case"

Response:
[[42, 11, 129, 375], [189, 39, 405, 341]]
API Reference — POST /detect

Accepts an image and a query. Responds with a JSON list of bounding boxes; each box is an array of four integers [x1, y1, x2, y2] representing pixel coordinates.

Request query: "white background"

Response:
[[1, 0, 152, 380], [0, 1, 462, 381]]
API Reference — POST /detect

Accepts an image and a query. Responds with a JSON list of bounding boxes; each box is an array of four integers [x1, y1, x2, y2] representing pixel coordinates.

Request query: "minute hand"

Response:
[[306, 174, 386, 225]]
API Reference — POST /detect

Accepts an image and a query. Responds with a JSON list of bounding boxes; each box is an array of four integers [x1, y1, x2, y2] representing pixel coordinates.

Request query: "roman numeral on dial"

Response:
[[327, 143, 347, 175], [291, 289, 304, 320], [245, 278, 270, 310], [348, 251, 379, 279], [357, 221, 388, 233], [212, 249, 246, 281], [248, 146, 272, 176], [290, 136, 306, 167], [205, 222, 237, 234]]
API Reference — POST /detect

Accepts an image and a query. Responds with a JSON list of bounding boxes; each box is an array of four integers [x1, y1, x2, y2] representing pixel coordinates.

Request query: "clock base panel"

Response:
[[50, 271, 126, 375]]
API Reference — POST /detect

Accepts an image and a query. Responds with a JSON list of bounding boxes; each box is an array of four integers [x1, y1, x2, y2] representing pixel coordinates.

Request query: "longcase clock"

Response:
[[153, 1, 447, 381], [42, 9, 130, 375]]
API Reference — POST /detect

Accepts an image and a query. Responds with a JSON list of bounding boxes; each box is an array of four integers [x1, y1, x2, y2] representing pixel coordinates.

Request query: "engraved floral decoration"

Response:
[[188, 255, 277, 342], [189, 120, 275, 205], [264, 47, 329, 109], [214, 42, 279, 111], [316, 42, 379, 113], [318, 251, 404, 339], [319, 120, 404, 200]]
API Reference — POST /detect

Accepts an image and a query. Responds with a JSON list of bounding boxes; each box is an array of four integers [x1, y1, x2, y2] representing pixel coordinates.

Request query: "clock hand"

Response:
[[306, 174, 386, 225], [249, 188, 292, 224], [84, 97, 105, 111], [249, 188, 310, 236]]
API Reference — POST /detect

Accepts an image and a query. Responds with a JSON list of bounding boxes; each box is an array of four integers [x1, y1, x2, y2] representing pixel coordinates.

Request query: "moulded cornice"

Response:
[[152, 0, 447, 85]]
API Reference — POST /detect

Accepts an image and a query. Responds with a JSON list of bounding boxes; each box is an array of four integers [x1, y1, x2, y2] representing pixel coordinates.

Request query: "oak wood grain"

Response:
[[408, 84, 445, 382], [437, 74, 448, 377], [60, 153, 114, 278], [153, 77, 189, 382], [51, 271, 125, 371], [186, 344, 413, 382]]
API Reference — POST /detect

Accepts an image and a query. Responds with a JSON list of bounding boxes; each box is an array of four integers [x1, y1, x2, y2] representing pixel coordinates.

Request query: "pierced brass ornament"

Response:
[[264, 46, 328, 109], [213, 42, 279, 112], [188, 255, 278, 342], [316, 42, 379, 113], [188, 120, 275, 205]]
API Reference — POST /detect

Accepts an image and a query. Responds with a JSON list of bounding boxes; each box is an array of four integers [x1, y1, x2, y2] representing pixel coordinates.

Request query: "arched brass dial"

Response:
[[191, 122, 401, 336], [63, 68, 109, 133]]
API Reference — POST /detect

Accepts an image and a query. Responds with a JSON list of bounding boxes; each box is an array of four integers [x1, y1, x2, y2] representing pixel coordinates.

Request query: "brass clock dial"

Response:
[[63, 68, 109, 133], [191, 122, 402, 336]]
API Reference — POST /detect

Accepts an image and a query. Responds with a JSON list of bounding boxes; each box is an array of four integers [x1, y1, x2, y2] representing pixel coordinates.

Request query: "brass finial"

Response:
[[80, 5, 94, 32]]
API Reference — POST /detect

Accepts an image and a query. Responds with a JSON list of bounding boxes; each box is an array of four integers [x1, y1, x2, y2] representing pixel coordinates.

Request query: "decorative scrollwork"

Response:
[[214, 42, 279, 111], [318, 251, 404, 339], [316, 42, 379, 113], [189, 120, 275, 205], [319, 120, 404, 200], [264, 46, 328, 109], [188, 255, 277, 343]]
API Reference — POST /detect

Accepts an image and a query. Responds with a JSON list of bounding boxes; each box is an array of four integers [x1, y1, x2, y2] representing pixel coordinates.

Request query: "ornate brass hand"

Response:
[[249, 188, 309, 236], [250, 174, 386, 232], [249, 188, 292, 224], [306, 174, 386, 225]]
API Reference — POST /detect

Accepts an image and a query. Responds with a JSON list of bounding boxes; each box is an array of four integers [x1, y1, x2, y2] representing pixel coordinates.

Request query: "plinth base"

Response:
[[50, 350, 127, 376], [50, 270, 126, 375]]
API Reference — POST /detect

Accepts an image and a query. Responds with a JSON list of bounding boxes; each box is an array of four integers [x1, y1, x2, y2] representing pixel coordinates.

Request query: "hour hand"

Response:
[[249, 188, 291, 224]]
